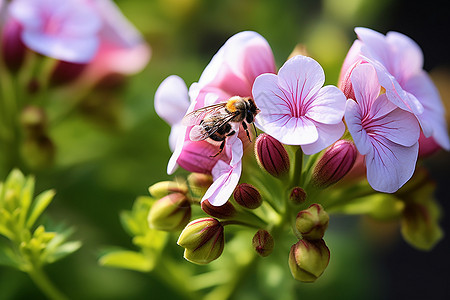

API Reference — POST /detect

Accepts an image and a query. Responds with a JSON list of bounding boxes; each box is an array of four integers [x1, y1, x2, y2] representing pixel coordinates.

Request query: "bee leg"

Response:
[[211, 140, 226, 157], [252, 123, 258, 139], [226, 130, 236, 137], [242, 122, 252, 142]]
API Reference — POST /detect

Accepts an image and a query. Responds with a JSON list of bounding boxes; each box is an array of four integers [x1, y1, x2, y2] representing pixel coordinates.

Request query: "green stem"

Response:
[[290, 146, 303, 189], [27, 266, 68, 300]]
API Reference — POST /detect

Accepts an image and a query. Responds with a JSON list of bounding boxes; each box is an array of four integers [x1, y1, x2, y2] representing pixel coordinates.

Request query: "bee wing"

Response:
[[188, 113, 238, 141], [189, 125, 211, 141], [181, 103, 227, 126]]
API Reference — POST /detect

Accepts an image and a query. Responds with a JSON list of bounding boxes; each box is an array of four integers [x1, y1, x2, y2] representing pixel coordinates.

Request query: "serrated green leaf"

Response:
[[99, 250, 154, 272], [26, 189, 56, 229]]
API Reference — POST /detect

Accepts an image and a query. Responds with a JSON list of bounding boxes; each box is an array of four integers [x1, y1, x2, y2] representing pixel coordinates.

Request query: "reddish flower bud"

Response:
[[2, 19, 26, 73], [296, 204, 329, 240], [255, 133, 290, 178], [312, 140, 357, 188], [252, 229, 274, 257], [177, 218, 224, 264], [50, 61, 87, 87], [289, 187, 307, 205], [148, 193, 191, 231], [338, 60, 365, 100], [288, 239, 330, 282], [201, 199, 236, 219], [233, 183, 262, 209]]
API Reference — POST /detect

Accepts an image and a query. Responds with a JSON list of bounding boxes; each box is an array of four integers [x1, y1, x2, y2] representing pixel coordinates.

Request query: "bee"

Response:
[[182, 96, 260, 157]]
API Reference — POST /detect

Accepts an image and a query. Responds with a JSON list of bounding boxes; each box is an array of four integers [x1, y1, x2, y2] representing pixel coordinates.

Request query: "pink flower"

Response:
[[156, 31, 276, 175], [253, 55, 346, 155], [345, 64, 420, 193], [340, 27, 450, 151], [8, 0, 102, 63], [81, 0, 150, 81]]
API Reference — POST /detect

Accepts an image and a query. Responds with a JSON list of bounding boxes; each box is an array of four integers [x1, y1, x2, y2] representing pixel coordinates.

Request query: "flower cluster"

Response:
[[150, 28, 447, 282]]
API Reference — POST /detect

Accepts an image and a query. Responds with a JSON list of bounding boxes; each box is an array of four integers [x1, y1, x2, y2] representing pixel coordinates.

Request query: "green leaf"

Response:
[[0, 242, 20, 269], [327, 193, 404, 220], [45, 241, 82, 264], [26, 189, 56, 229], [99, 250, 154, 272], [19, 176, 35, 229]]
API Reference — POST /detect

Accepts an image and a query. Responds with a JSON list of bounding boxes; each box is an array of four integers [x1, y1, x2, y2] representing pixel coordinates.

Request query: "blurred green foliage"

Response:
[[0, 0, 448, 299]]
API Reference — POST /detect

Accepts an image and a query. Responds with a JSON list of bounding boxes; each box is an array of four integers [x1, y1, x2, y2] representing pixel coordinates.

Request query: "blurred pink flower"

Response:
[[339, 27, 450, 151], [5, 0, 150, 82], [253, 55, 346, 155], [8, 0, 102, 63], [156, 31, 276, 175], [345, 64, 420, 193]]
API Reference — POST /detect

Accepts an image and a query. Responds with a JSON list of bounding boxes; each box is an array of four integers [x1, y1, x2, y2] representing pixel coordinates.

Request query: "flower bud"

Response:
[[20, 135, 55, 169], [288, 239, 330, 282], [255, 133, 290, 178], [20, 106, 47, 136], [201, 199, 235, 219], [148, 193, 191, 231], [187, 173, 213, 196], [50, 61, 87, 87], [289, 187, 307, 205], [177, 218, 224, 264], [233, 183, 262, 209], [148, 181, 188, 199], [338, 60, 365, 100], [296, 204, 329, 240], [312, 140, 357, 188], [252, 229, 274, 257], [2, 19, 26, 73]]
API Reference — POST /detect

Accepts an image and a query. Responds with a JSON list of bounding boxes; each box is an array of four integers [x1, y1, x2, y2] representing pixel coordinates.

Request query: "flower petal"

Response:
[[350, 63, 380, 115], [154, 75, 190, 126], [300, 121, 345, 155], [278, 55, 325, 107], [198, 31, 276, 97], [345, 99, 372, 155], [305, 85, 346, 124], [365, 137, 418, 193], [202, 160, 242, 206]]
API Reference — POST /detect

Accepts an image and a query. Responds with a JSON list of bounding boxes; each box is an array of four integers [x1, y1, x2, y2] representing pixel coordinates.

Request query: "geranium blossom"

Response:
[[340, 27, 450, 151], [345, 64, 420, 193], [8, 0, 102, 63], [253, 55, 346, 155], [155, 31, 276, 175]]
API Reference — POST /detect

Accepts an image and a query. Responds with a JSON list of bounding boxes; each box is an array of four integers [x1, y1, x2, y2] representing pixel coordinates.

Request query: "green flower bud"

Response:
[[288, 239, 330, 282], [289, 187, 307, 205], [252, 229, 274, 257], [148, 193, 191, 231], [296, 204, 329, 240], [177, 218, 224, 264], [148, 181, 188, 199], [187, 173, 213, 196], [233, 183, 262, 209], [201, 199, 235, 219]]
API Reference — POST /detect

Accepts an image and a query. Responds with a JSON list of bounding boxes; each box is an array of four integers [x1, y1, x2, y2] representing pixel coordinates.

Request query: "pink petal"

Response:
[[403, 71, 450, 149], [300, 121, 345, 155], [260, 115, 318, 146], [278, 55, 325, 107], [305, 85, 346, 124], [350, 64, 380, 115], [198, 31, 276, 97], [202, 160, 242, 206], [386, 31, 423, 80], [154, 75, 190, 126], [345, 99, 372, 155], [338, 40, 363, 87], [365, 137, 418, 193], [369, 95, 420, 147]]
